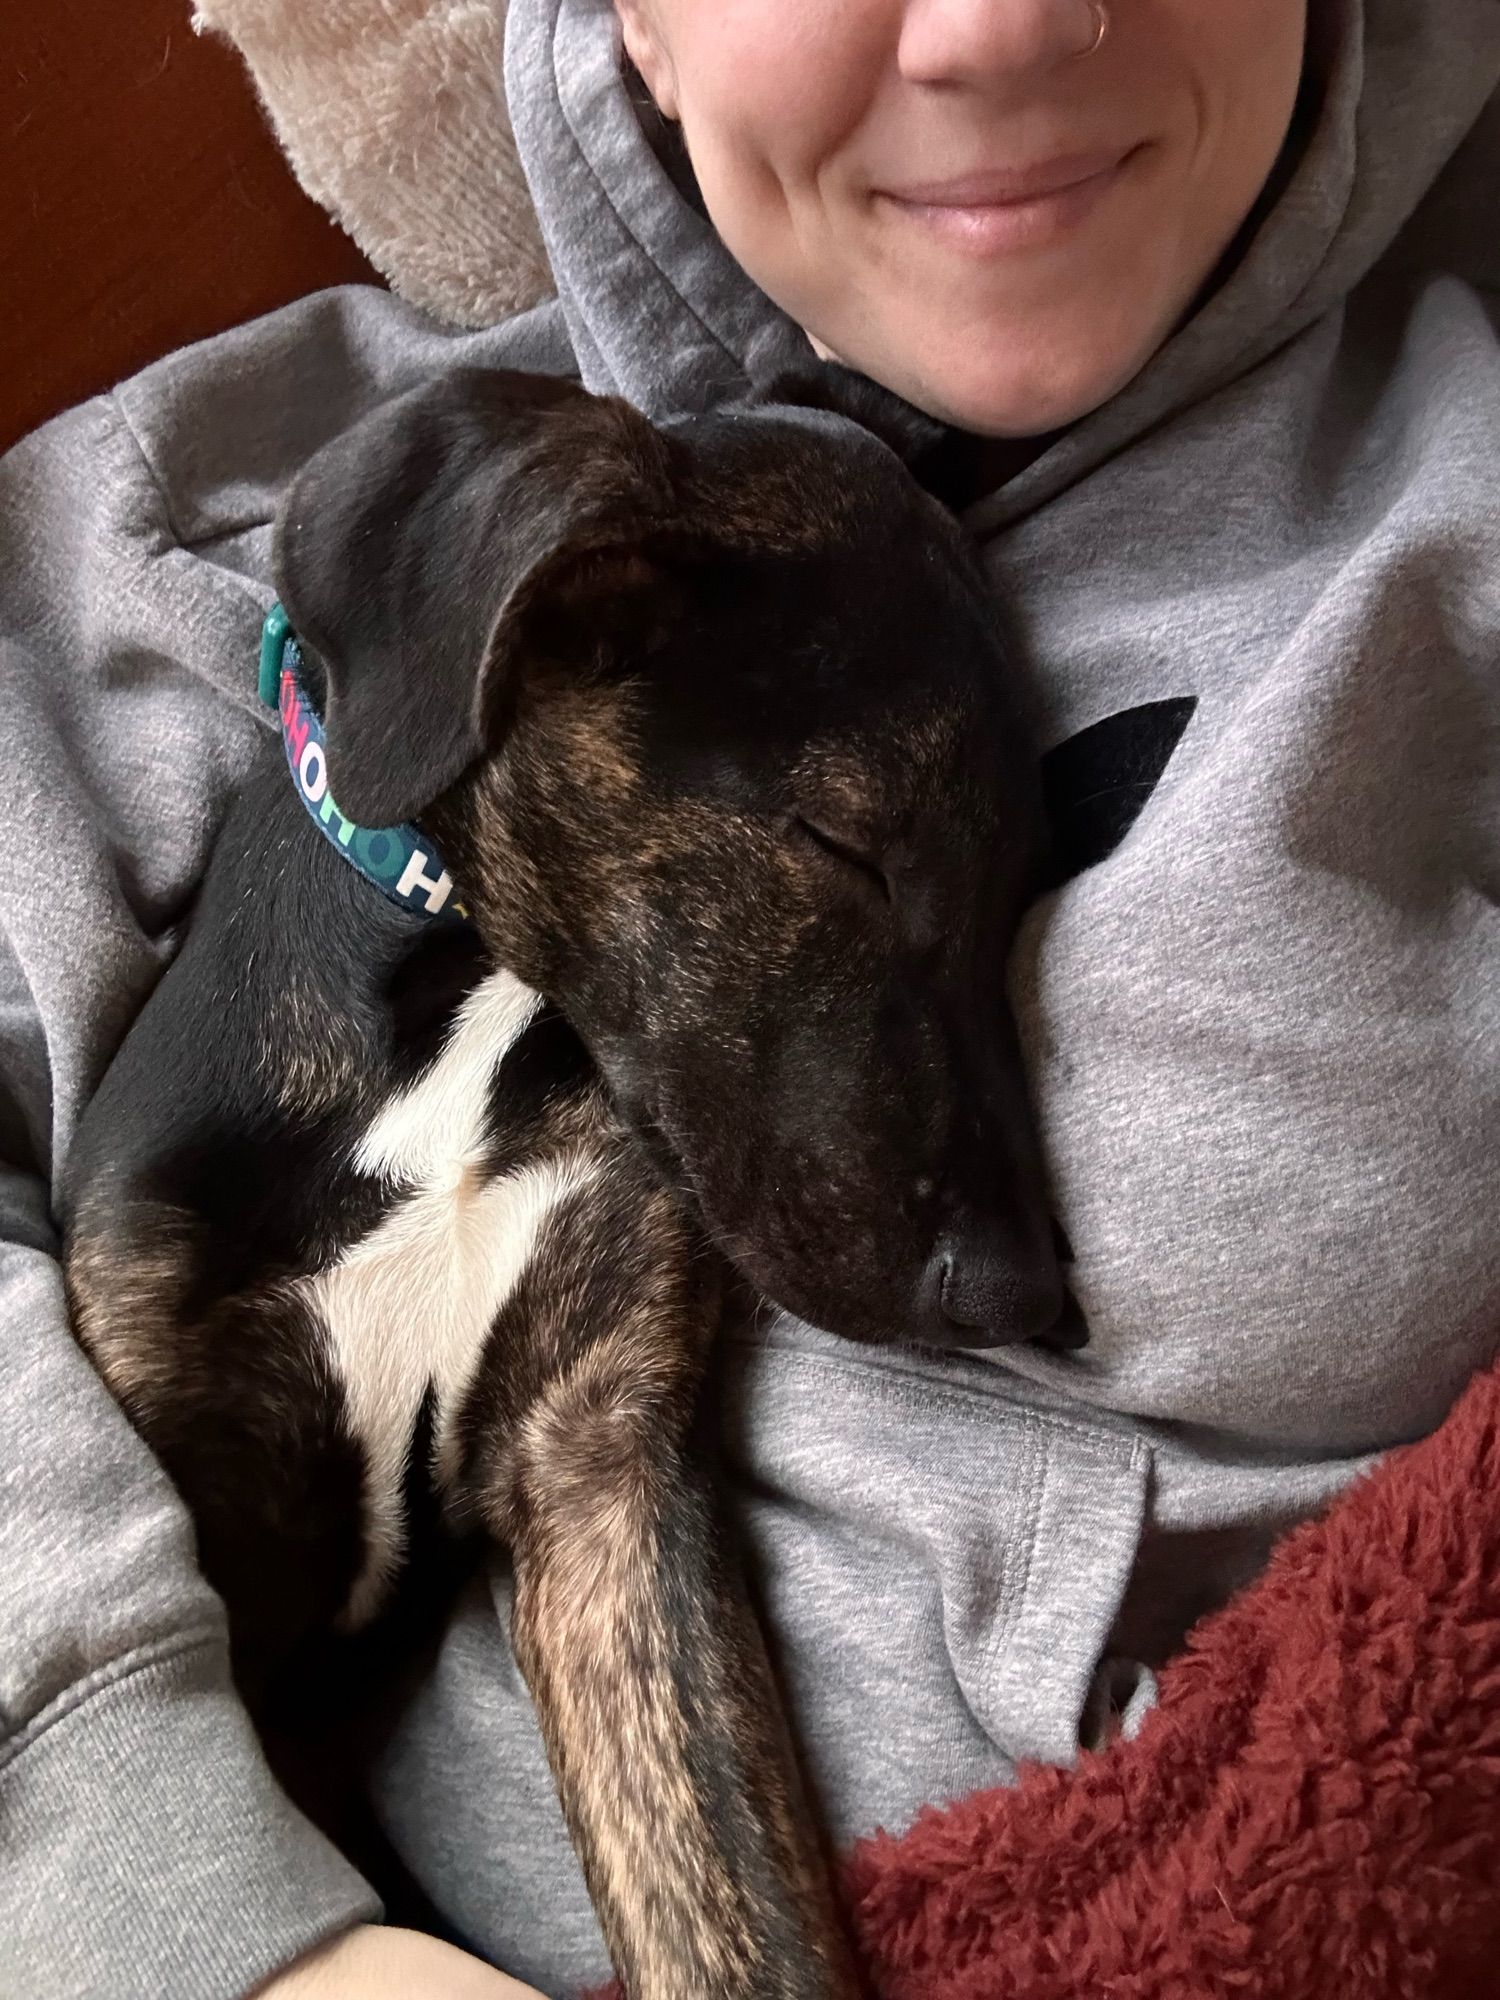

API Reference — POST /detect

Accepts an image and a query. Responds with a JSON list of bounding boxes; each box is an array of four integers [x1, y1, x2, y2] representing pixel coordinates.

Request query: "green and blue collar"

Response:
[[259, 604, 466, 921]]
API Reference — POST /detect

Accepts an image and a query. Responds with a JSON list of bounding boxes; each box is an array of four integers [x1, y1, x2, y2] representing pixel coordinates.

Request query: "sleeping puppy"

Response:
[[62, 371, 1068, 2000]]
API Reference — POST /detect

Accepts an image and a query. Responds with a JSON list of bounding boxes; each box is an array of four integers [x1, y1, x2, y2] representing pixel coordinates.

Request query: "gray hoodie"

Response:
[[2, 2, 1497, 1995]]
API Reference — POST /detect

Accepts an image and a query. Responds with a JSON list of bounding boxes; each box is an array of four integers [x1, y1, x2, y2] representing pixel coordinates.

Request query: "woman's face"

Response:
[[616, 0, 1308, 436]]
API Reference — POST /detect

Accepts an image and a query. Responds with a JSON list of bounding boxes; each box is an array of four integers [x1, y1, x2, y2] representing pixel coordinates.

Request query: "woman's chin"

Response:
[[897, 325, 1165, 438], [800, 276, 1177, 438]]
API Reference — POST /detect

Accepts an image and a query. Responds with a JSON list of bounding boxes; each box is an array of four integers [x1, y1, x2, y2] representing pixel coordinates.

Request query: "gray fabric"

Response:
[[1, 2, 1497, 1996]]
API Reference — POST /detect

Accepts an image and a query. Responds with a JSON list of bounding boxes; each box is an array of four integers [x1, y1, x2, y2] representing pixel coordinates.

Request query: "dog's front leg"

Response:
[[513, 1396, 856, 2000], [460, 1181, 858, 2000]]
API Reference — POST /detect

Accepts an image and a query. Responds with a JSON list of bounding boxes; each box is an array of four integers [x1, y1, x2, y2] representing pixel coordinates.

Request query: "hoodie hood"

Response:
[[506, 0, 1500, 508], [506, 0, 1500, 1481]]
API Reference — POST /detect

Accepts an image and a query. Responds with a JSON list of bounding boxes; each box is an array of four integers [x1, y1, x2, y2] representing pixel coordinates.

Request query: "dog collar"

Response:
[[259, 603, 466, 921]]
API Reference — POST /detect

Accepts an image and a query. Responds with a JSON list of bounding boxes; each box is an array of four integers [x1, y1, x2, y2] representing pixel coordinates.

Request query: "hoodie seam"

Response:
[[109, 389, 187, 548], [111, 388, 281, 553], [0, 1629, 223, 1775]]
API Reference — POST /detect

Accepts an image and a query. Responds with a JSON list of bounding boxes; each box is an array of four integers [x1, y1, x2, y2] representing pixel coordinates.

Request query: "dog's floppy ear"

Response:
[[274, 369, 675, 826]]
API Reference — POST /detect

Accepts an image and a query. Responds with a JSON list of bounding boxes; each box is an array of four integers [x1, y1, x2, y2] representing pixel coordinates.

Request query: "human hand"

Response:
[[252, 1923, 548, 1998]]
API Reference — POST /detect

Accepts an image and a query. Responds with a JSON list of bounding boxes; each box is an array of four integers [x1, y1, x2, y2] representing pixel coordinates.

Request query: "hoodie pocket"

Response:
[[721, 1329, 1151, 1843]]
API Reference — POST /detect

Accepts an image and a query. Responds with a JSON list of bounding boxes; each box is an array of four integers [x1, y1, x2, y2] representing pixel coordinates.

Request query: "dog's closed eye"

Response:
[[789, 816, 893, 906]]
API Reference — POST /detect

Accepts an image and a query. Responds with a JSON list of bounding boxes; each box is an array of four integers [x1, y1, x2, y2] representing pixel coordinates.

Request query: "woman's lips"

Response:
[[874, 148, 1138, 254]]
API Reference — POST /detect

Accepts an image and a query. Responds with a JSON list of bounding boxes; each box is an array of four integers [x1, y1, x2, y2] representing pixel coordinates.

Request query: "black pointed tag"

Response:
[[1040, 698, 1197, 887]]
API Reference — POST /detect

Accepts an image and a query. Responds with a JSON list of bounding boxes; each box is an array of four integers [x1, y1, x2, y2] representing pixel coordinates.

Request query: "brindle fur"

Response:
[[62, 371, 1068, 2000]]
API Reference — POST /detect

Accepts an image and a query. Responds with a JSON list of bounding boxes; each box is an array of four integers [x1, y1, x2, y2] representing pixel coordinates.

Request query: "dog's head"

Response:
[[276, 370, 1069, 1350]]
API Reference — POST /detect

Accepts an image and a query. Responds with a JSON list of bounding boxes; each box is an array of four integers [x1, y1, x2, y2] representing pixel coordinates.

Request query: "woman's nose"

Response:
[[897, 0, 1104, 87]]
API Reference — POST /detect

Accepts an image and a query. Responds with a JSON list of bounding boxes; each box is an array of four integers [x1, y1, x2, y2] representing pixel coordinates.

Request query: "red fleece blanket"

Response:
[[586, 1361, 1500, 1999], [843, 1356, 1500, 2000]]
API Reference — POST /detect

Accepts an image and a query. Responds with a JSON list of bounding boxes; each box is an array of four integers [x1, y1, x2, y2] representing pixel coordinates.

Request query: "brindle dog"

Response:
[[62, 371, 1069, 2000]]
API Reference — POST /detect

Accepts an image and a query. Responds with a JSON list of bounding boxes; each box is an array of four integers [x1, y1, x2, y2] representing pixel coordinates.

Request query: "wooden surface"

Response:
[[1, 0, 379, 453]]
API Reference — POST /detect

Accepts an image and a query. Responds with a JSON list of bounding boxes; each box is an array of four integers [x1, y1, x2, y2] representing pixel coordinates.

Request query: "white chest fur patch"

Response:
[[303, 968, 598, 1626]]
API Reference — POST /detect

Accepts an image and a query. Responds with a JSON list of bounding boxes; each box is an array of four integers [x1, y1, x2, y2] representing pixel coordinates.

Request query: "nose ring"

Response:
[[1076, 1, 1109, 57]]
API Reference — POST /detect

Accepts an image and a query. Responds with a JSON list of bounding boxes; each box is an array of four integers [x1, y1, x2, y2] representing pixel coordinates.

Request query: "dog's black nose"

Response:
[[917, 1221, 1070, 1349]]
